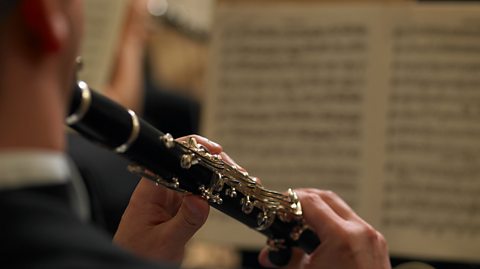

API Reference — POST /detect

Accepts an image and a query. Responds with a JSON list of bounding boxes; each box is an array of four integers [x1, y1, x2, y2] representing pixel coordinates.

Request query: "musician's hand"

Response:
[[258, 189, 391, 269], [113, 135, 222, 264]]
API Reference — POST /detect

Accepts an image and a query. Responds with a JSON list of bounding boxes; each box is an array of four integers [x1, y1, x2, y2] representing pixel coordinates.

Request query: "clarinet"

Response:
[[67, 80, 320, 262]]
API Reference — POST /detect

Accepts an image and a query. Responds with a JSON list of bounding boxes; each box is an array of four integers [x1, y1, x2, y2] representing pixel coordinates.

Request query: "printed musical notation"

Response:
[[199, 2, 480, 262]]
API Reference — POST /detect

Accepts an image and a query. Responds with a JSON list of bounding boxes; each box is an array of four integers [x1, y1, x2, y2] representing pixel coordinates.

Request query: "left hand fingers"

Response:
[[176, 134, 223, 154], [154, 195, 209, 249], [127, 178, 183, 222], [220, 152, 246, 171], [176, 135, 258, 181], [219, 152, 264, 185]]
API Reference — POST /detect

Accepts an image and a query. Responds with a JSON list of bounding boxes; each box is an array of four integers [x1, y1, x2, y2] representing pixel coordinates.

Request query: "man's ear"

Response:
[[20, 0, 67, 53]]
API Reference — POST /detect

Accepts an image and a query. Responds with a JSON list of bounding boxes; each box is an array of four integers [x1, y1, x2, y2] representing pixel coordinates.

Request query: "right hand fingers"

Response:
[[295, 190, 347, 240], [256, 190, 353, 268], [296, 189, 362, 221], [295, 189, 390, 269]]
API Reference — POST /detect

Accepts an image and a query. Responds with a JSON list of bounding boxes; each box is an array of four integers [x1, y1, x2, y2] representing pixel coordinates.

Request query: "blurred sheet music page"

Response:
[[200, 2, 480, 263], [78, 0, 129, 90]]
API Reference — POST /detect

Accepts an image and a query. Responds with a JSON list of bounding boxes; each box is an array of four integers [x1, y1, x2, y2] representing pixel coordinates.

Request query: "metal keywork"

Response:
[[127, 164, 187, 192], [211, 172, 225, 192], [171, 177, 180, 189], [267, 238, 287, 251], [289, 223, 309, 241], [241, 196, 255, 214], [198, 185, 223, 205], [287, 188, 302, 216], [129, 137, 305, 232], [160, 133, 175, 149], [225, 187, 237, 198], [175, 137, 305, 229], [180, 153, 197, 169], [256, 209, 276, 231]]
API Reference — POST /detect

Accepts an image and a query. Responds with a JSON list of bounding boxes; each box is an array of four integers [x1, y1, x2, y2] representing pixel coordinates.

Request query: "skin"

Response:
[[113, 135, 221, 263], [258, 189, 391, 269], [0, 0, 83, 151]]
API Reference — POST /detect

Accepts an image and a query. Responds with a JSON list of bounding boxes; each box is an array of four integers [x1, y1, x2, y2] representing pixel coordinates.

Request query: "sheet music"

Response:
[[381, 7, 480, 262], [200, 2, 480, 262], [78, 0, 129, 90], [199, 4, 379, 247]]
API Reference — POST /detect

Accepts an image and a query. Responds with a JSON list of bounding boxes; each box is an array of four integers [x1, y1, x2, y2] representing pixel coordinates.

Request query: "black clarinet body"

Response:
[[67, 81, 320, 256]]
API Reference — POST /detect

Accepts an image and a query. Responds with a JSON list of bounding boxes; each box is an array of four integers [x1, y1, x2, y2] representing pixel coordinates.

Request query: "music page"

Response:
[[199, 2, 480, 262], [200, 3, 380, 247], [78, 0, 129, 90], [380, 6, 480, 262]]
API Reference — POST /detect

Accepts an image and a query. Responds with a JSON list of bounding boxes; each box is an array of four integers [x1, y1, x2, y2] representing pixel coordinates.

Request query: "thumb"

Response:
[[161, 195, 209, 246]]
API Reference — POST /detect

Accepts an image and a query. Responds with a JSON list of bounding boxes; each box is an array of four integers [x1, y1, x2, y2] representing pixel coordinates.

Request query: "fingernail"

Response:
[[208, 139, 221, 148]]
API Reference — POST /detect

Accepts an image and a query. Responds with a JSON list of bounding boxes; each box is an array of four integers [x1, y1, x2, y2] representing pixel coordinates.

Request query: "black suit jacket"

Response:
[[0, 184, 176, 269]]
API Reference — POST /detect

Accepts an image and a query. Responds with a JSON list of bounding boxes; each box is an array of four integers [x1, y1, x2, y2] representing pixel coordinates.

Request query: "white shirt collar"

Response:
[[0, 151, 70, 190]]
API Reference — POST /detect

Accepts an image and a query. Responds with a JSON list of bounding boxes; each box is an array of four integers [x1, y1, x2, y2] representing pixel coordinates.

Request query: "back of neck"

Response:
[[0, 57, 65, 152]]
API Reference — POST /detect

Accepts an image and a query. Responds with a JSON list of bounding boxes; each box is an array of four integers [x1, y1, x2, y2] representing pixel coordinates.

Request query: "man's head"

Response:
[[0, 0, 84, 151], [0, 0, 84, 99]]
